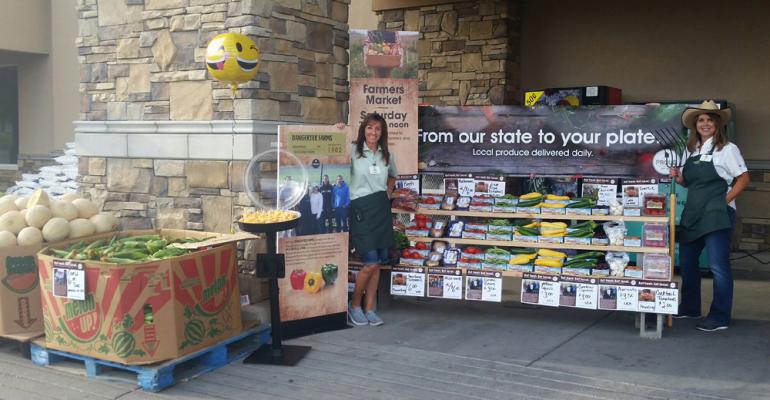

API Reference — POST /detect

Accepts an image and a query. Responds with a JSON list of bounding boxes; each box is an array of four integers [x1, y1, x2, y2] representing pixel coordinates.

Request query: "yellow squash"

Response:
[[538, 248, 567, 258]]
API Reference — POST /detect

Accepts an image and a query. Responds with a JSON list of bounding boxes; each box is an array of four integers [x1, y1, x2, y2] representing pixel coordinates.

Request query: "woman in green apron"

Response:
[[347, 113, 398, 327], [670, 100, 749, 332]]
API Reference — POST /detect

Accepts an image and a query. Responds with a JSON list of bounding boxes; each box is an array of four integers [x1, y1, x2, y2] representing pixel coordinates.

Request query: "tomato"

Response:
[[416, 242, 428, 250], [465, 247, 480, 254], [424, 197, 436, 204], [401, 249, 411, 257], [410, 252, 422, 259], [415, 214, 428, 221]]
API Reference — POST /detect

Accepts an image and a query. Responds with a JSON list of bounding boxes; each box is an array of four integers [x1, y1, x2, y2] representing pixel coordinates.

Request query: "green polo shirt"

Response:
[[350, 143, 398, 200]]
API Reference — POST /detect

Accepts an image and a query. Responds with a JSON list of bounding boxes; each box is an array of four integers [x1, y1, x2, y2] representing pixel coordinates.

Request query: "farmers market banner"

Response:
[[349, 29, 419, 175], [277, 125, 349, 327], [417, 105, 689, 177]]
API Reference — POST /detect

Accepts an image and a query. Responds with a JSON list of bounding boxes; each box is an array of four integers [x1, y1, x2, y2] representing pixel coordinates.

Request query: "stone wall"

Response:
[[77, 0, 349, 124], [377, 0, 520, 105]]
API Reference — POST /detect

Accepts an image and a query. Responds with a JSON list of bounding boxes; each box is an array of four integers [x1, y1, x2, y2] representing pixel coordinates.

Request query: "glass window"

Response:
[[0, 66, 18, 165]]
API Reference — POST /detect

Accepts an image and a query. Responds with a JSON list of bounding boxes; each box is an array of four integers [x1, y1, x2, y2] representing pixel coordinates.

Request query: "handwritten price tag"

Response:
[[390, 268, 425, 297], [443, 275, 463, 299], [538, 280, 559, 307], [457, 179, 475, 197], [482, 276, 502, 302], [397, 179, 419, 192], [655, 288, 678, 314], [487, 181, 506, 197], [575, 284, 598, 309], [616, 286, 638, 311]]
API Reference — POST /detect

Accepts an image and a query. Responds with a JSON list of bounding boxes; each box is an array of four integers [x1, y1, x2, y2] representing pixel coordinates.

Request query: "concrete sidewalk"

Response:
[[1, 259, 768, 399]]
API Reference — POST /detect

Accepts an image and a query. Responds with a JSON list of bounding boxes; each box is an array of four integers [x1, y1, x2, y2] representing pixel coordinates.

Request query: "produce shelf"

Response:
[[406, 235, 669, 254], [393, 208, 669, 223]]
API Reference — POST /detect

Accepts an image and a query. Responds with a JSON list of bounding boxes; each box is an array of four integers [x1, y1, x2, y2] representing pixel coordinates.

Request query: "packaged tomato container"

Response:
[[643, 254, 671, 281], [642, 193, 667, 216], [642, 223, 669, 247]]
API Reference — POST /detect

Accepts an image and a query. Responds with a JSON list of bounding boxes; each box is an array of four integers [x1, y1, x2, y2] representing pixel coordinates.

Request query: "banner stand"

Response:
[[240, 220, 311, 366]]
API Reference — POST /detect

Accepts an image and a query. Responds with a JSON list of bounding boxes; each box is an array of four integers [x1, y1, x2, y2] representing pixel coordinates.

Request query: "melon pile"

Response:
[[0, 189, 117, 248]]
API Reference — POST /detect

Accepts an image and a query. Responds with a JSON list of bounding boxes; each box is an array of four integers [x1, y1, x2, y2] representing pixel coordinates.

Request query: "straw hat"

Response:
[[681, 100, 732, 130]]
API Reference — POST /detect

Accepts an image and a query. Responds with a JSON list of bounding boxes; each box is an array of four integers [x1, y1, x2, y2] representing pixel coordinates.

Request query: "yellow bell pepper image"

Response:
[[304, 271, 325, 294]]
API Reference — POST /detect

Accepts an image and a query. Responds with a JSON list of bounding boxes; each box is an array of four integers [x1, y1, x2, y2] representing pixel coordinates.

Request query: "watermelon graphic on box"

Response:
[[0, 244, 44, 335], [37, 229, 243, 365]]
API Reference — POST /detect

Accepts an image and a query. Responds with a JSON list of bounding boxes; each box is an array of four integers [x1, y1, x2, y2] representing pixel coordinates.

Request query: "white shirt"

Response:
[[683, 137, 747, 209], [310, 192, 323, 218]]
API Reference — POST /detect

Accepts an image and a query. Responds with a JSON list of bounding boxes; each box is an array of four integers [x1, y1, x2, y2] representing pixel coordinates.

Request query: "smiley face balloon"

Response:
[[205, 33, 260, 95]]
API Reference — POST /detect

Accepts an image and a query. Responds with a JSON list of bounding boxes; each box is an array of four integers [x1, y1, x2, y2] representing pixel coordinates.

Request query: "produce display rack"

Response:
[[389, 194, 678, 338]]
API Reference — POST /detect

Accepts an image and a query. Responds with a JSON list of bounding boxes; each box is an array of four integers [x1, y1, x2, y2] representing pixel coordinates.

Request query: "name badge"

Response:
[[369, 165, 381, 175], [700, 155, 713, 162]]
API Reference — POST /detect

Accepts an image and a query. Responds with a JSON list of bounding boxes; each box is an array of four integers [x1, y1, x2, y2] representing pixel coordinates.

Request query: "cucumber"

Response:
[[517, 199, 542, 207], [565, 258, 597, 267], [509, 247, 537, 254], [570, 251, 605, 260], [515, 227, 539, 236]]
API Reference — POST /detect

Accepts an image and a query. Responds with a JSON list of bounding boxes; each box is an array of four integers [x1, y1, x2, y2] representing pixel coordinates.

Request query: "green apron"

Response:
[[679, 147, 731, 243], [349, 191, 394, 255]]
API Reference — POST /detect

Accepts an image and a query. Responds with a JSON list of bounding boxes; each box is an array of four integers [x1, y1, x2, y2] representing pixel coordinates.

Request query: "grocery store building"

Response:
[[1, 0, 769, 257]]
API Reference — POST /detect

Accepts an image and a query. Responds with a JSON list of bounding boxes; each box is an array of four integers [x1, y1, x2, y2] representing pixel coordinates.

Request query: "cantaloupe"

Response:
[[25, 205, 52, 229], [27, 189, 50, 208], [69, 219, 96, 238], [42, 217, 70, 242], [72, 198, 98, 219], [90, 213, 117, 233], [0, 211, 26, 235], [17, 226, 43, 246], [50, 200, 79, 221], [0, 231, 16, 247]]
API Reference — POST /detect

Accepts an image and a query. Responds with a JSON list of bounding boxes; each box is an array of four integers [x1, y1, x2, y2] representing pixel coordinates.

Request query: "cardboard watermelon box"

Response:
[[0, 244, 44, 336], [37, 229, 244, 365]]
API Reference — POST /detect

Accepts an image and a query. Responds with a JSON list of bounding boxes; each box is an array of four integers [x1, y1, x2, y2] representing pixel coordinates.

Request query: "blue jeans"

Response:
[[335, 207, 349, 232], [679, 207, 736, 325], [361, 248, 389, 265]]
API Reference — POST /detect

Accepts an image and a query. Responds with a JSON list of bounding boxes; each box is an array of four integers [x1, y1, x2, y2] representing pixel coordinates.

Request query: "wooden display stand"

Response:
[[389, 193, 678, 339]]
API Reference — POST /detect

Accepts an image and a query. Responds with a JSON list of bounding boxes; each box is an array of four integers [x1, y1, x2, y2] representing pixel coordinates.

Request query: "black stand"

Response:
[[239, 219, 310, 366]]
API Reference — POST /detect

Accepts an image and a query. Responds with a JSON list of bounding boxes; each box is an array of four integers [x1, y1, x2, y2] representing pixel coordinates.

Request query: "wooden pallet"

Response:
[[30, 324, 270, 392], [0, 331, 45, 359]]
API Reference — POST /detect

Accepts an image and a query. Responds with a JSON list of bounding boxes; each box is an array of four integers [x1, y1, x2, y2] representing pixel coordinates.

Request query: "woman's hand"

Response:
[[726, 172, 750, 204], [669, 167, 685, 186], [335, 122, 346, 130]]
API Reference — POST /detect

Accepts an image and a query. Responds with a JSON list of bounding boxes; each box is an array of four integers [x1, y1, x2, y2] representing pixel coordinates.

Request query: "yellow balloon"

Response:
[[205, 33, 260, 94]]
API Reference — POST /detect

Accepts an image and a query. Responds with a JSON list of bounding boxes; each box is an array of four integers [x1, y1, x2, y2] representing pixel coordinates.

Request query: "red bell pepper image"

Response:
[[290, 269, 306, 290]]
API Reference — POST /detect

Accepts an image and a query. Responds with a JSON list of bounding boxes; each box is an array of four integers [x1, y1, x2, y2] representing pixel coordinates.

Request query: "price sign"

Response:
[[616, 286, 639, 311], [466, 270, 502, 302], [427, 268, 463, 299], [396, 175, 419, 192], [582, 178, 617, 206], [637, 288, 657, 312], [52, 260, 86, 300], [538, 280, 559, 307], [598, 285, 618, 310], [473, 175, 505, 197], [575, 283, 598, 309], [457, 178, 475, 197], [348, 264, 361, 293], [655, 288, 679, 314], [390, 266, 425, 297], [621, 178, 658, 207]]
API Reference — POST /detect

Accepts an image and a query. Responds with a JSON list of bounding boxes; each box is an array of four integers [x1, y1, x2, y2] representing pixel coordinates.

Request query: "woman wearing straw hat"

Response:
[[669, 100, 750, 331]]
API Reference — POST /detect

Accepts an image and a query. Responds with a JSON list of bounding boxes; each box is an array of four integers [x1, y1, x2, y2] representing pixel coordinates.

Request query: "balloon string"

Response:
[[230, 84, 237, 99]]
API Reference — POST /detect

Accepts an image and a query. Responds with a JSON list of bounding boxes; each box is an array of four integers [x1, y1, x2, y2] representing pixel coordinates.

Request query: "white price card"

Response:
[[655, 288, 679, 315], [396, 175, 419, 192], [473, 175, 506, 197], [637, 288, 657, 312], [616, 286, 639, 311], [538, 280, 560, 307], [457, 178, 475, 197], [52, 260, 86, 300], [348, 264, 361, 293], [621, 179, 658, 207], [575, 283, 598, 310], [427, 268, 463, 299], [466, 270, 502, 302], [390, 266, 425, 297], [582, 178, 617, 206], [598, 285, 618, 310]]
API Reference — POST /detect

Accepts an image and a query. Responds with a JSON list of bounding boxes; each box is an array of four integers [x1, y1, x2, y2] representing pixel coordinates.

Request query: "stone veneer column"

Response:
[[377, 0, 519, 105], [75, 0, 350, 300]]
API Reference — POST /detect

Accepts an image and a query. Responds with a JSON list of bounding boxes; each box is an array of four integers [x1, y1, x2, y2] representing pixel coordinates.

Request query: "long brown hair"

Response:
[[355, 113, 391, 165], [686, 112, 728, 152]]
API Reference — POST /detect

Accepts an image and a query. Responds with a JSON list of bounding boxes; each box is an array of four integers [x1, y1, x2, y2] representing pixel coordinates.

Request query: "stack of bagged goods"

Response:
[[5, 143, 78, 198], [0, 189, 117, 248]]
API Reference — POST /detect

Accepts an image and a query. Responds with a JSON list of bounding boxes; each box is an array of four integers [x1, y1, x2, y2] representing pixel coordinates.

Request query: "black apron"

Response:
[[679, 146, 732, 243], [349, 191, 394, 255]]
